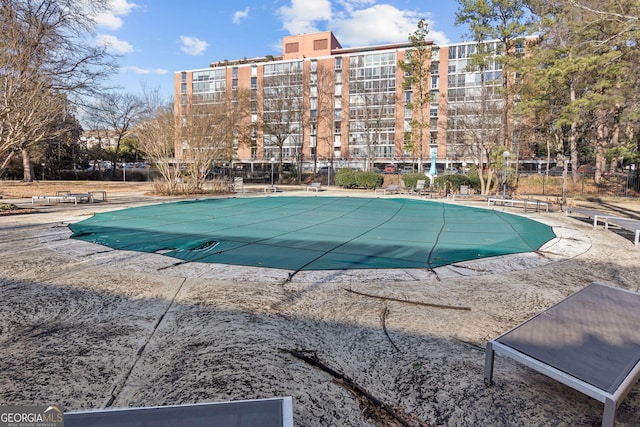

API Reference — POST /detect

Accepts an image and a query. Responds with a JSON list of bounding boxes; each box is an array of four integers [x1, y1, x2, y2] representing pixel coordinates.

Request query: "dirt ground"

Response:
[[0, 181, 639, 426]]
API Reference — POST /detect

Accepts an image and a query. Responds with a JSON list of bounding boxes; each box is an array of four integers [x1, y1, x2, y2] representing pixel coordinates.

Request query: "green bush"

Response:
[[334, 168, 357, 188], [355, 171, 383, 189], [433, 174, 479, 192], [334, 169, 383, 189], [401, 173, 430, 188]]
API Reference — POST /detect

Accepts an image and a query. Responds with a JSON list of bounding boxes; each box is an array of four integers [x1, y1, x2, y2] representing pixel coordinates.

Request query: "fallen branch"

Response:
[[344, 288, 471, 311], [282, 349, 428, 427], [381, 306, 400, 352]]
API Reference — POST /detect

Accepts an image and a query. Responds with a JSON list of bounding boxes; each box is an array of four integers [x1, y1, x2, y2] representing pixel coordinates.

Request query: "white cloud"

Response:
[[278, 0, 332, 34], [97, 34, 134, 53], [180, 36, 209, 56], [232, 7, 250, 24], [333, 4, 448, 45], [276, 1, 450, 47], [120, 66, 169, 75], [94, 0, 138, 30]]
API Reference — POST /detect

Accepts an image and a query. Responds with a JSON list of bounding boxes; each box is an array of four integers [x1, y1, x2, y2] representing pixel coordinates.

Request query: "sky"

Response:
[[93, 0, 470, 99]]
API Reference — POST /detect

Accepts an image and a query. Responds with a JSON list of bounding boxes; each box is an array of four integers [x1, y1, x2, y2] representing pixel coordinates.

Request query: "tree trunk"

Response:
[[21, 147, 34, 182], [569, 83, 579, 183], [111, 136, 123, 180], [594, 120, 608, 185]]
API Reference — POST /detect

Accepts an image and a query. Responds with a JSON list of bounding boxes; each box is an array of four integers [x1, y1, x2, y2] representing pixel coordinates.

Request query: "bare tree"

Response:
[[181, 90, 246, 192], [450, 85, 504, 195], [259, 62, 304, 183], [349, 88, 396, 171], [0, 0, 117, 180], [136, 87, 183, 193], [87, 92, 146, 179], [312, 61, 337, 176]]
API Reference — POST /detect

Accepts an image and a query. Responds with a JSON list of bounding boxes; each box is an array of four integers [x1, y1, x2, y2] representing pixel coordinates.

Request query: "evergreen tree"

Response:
[[399, 19, 433, 173]]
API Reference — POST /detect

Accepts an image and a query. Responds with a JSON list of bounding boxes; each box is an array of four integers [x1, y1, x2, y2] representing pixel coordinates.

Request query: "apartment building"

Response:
[[174, 31, 508, 172]]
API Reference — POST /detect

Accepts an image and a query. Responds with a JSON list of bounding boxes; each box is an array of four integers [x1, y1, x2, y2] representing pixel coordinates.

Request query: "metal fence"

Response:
[[517, 172, 640, 199]]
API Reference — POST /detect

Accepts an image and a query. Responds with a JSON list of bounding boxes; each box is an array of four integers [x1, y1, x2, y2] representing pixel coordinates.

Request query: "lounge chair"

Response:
[[374, 184, 400, 195], [484, 282, 640, 427]]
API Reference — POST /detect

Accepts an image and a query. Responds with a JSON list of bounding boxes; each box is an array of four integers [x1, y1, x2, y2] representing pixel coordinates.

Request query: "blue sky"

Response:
[[94, 0, 469, 99]]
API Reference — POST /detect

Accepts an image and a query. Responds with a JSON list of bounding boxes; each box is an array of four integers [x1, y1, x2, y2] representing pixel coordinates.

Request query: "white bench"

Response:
[[606, 217, 640, 246], [264, 185, 278, 193], [32, 193, 93, 205], [488, 197, 549, 212], [565, 207, 626, 228], [306, 182, 321, 192]]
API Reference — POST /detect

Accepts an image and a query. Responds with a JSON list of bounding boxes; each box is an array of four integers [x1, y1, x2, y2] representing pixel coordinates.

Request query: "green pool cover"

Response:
[[68, 196, 556, 271]]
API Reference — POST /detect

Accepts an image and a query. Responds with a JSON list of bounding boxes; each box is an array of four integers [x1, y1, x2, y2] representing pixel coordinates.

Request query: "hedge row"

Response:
[[334, 169, 384, 189]]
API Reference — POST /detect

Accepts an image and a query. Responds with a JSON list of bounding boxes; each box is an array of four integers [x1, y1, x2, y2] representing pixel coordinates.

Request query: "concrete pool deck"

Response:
[[1, 186, 639, 426]]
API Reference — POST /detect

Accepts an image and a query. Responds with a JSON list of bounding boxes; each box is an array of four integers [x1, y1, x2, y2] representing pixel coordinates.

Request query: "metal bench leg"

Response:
[[602, 397, 616, 427], [484, 341, 495, 386]]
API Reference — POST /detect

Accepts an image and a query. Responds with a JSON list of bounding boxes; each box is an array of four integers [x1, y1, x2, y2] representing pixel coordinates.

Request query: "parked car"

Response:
[[400, 166, 414, 174], [383, 164, 397, 174], [444, 167, 458, 174]]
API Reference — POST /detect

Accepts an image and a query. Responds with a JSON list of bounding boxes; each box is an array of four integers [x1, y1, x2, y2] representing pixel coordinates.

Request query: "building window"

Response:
[[334, 121, 341, 134], [335, 57, 342, 70], [310, 60, 317, 72], [431, 76, 438, 89], [251, 76, 257, 89], [285, 42, 299, 53], [314, 39, 328, 50], [430, 108, 438, 117], [404, 91, 412, 105]]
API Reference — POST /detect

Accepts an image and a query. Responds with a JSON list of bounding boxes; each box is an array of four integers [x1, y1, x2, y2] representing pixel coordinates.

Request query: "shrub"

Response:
[[401, 173, 430, 188], [355, 171, 383, 189], [334, 169, 383, 189], [434, 174, 478, 192], [334, 168, 357, 188]]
